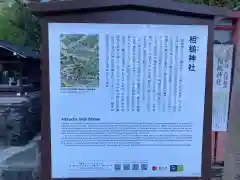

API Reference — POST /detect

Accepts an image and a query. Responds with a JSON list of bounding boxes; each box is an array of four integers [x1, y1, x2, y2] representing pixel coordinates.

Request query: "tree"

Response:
[[0, 0, 41, 50], [0, 0, 237, 51], [175, 0, 240, 8]]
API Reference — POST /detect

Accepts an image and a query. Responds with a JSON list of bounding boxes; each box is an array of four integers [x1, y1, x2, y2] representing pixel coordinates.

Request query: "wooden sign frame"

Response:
[[27, 1, 228, 180]]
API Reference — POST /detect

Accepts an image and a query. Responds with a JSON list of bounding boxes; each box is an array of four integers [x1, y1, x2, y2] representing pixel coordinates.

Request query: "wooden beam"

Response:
[[0, 61, 21, 64], [215, 25, 235, 31], [229, 11, 240, 19]]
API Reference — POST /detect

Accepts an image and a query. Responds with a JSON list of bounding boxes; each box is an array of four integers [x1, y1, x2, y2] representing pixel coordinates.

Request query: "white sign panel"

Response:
[[48, 23, 208, 178], [212, 44, 233, 131]]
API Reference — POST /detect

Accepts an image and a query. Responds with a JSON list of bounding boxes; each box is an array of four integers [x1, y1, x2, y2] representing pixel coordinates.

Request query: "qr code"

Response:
[[141, 164, 148, 170], [123, 164, 130, 170], [114, 164, 121, 171], [132, 164, 139, 170]]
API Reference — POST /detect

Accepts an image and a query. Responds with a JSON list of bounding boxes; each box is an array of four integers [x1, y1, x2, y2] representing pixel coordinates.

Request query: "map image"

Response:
[[60, 34, 99, 89]]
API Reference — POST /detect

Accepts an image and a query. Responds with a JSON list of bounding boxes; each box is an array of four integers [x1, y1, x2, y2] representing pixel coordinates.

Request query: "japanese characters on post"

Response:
[[212, 44, 233, 131]]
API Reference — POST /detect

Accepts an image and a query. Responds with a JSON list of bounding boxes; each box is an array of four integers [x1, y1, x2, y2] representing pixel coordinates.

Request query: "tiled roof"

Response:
[[0, 40, 40, 59]]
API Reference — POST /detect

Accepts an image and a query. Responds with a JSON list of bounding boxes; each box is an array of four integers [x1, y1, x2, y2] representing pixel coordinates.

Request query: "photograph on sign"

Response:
[[48, 23, 208, 178], [60, 34, 99, 89], [212, 44, 233, 131]]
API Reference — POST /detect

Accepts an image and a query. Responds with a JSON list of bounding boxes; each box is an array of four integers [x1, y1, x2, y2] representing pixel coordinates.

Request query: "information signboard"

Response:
[[212, 44, 233, 131], [48, 23, 208, 178]]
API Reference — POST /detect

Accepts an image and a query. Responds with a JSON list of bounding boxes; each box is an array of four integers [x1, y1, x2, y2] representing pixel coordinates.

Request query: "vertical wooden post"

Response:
[[223, 18, 240, 180]]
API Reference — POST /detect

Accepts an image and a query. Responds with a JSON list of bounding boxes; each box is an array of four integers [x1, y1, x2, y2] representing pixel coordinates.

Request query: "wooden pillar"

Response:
[[223, 18, 240, 180]]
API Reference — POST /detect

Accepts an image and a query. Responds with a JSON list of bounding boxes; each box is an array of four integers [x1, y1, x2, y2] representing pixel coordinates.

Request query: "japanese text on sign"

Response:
[[48, 23, 209, 178], [188, 36, 199, 72], [105, 35, 185, 113], [212, 44, 233, 131]]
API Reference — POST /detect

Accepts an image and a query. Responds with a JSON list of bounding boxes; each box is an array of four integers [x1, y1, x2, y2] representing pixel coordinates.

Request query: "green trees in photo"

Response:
[[60, 34, 99, 88]]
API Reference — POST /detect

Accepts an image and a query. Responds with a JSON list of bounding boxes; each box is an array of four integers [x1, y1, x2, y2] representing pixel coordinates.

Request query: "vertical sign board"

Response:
[[212, 44, 233, 131], [48, 23, 208, 178]]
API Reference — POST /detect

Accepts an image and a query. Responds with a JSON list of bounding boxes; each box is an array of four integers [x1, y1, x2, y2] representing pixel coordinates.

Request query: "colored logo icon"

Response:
[[170, 165, 177, 172], [170, 165, 184, 172], [177, 165, 184, 172], [152, 166, 158, 171]]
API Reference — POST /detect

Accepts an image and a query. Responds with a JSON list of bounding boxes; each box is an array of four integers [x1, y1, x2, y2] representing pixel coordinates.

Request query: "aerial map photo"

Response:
[[60, 34, 99, 89]]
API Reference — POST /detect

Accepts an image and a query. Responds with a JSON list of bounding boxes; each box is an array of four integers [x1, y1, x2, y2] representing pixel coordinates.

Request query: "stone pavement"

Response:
[[0, 138, 38, 180]]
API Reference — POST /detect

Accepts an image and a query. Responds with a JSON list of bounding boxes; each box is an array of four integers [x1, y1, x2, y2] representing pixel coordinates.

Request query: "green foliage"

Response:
[[176, 0, 240, 8], [0, 0, 41, 50], [60, 34, 99, 88]]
